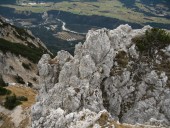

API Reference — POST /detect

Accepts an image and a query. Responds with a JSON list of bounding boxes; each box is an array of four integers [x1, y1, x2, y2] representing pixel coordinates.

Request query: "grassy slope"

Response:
[[0, 86, 36, 128], [1, 0, 170, 25]]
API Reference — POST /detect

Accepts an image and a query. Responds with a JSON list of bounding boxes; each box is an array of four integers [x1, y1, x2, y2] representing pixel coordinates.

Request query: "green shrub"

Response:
[[9, 66, 14, 70], [4, 94, 28, 110], [15, 75, 25, 84], [0, 86, 11, 96], [132, 28, 170, 56], [14, 27, 35, 40], [115, 51, 128, 67], [0, 75, 7, 87], [0, 38, 46, 63], [17, 96, 28, 101], [32, 77, 37, 82], [0, 18, 34, 40], [28, 82, 33, 87], [4, 95, 22, 110], [22, 62, 31, 70]]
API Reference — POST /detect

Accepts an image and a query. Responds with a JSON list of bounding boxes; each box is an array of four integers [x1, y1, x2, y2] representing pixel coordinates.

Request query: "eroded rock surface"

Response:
[[32, 25, 170, 128]]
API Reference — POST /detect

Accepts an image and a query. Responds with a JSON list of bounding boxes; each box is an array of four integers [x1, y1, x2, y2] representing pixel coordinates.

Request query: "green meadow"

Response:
[[1, 0, 170, 25]]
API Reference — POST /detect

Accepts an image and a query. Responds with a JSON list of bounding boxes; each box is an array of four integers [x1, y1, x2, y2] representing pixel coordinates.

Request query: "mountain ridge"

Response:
[[0, 17, 51, 86], [32, 24, 170, 127]]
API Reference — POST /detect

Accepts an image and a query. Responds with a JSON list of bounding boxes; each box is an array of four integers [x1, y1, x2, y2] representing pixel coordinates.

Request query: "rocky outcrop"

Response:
[[32, 24, 170, 127]]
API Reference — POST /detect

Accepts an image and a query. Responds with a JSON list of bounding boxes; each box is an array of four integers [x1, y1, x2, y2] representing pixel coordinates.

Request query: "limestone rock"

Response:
[[32, 25, 170, 128]]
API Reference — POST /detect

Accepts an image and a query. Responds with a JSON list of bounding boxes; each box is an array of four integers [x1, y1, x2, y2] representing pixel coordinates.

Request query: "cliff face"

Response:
[[0, 18, 50, 87], [32, 25, 170, 128]]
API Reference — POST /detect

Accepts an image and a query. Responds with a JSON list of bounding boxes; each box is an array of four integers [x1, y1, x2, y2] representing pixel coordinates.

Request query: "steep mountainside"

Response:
[[32, 25, 170, 128], [0, 17, 51, 128], [0, 17, 51, 87]]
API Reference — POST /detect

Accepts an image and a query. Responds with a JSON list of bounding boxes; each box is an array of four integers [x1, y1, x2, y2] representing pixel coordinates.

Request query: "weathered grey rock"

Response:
[[79, 55, 96, 79], [32, 25, 170, 128]]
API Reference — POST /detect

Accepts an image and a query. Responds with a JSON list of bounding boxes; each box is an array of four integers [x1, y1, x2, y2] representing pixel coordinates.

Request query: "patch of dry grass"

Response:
[[0, 113, 15, 128], [0, 86, 35, 128], [18, 117, 30, 128], [6, 86, 37, 108]]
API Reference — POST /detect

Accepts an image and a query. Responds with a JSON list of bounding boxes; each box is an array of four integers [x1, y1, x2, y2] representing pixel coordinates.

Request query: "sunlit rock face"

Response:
[[32, 24, 170, 128]]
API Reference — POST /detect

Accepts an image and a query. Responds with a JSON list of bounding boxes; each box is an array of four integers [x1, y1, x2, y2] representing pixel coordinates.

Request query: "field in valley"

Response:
[[1, 0, 170, 25]]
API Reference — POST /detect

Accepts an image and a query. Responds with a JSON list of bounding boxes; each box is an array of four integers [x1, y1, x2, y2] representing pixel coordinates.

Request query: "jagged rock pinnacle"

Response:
[[32, 24, 170, 128]]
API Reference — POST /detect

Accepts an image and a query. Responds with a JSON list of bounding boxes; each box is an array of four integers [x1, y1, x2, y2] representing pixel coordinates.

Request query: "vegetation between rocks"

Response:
[[0, 76, 11, 95], [115, 51, 129, 67], [0, 38, 45, 63], [132, 28, 170, 56], [3, 94, 28, 110], [15, 75, 25, 84], [17, 96, 28, 101], [4, 95, 21, 110], [0, 75, 8, 87], [0, 86, 11, 96], [28, 82, 33, 87], [14, 27, 35, 40], [22, 62, 31, 70]]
